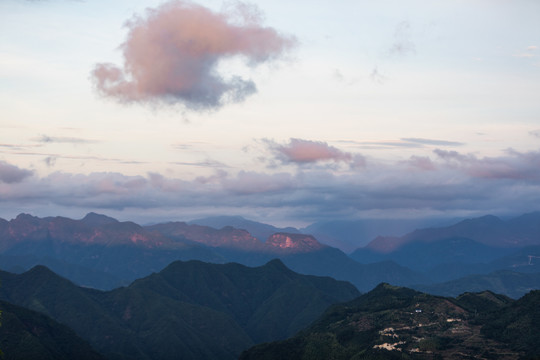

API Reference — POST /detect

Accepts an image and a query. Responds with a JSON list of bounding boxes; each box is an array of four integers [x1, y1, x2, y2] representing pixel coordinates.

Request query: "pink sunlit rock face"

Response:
[[266, 233, 325, 253]]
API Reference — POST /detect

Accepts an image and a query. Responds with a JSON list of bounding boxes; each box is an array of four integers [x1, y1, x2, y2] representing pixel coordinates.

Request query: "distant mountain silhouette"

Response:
[[412, 270, 540, 299], [348, 212, 540, 292], [363, 212, 540, 253], [0, 260, 359, 360], [302, 218, 450, 253], [351, 237, 509, 272]]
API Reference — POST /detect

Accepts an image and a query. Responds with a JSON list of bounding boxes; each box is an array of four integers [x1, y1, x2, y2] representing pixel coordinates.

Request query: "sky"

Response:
[[1, 0, 540, 228]]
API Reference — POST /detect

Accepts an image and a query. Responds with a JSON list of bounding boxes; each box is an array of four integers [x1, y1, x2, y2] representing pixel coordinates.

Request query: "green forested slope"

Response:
[[0, 300, 104, 360], [0, 259, 359, 360], [241, 284, 539, 360]]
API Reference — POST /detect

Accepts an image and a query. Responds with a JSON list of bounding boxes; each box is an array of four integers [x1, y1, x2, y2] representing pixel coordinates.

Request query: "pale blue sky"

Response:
[[1, 0, 539, 227]]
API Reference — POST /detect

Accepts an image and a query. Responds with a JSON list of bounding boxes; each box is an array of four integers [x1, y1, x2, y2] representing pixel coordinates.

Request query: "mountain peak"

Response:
[[27, 264, 56, 275], [14, 213, 40, 222], [460, 214, 503, 226], [371, 282, 404, 293], [81, 212, 119, 227], [262, 258, 290, 271]]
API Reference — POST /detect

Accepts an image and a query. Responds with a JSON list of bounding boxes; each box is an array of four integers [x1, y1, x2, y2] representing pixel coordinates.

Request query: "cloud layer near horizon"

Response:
[[3, 143, 540, 224], [0, 161, 33, 184], [91, 1, 296, 111]]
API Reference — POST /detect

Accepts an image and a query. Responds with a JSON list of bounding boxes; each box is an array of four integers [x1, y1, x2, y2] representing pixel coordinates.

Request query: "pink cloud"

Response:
[[268, 138, 363, 167], [91, 0, 296, 111]]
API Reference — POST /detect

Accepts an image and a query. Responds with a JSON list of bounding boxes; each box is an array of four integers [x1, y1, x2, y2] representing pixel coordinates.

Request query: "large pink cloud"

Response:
[[91, 1, 296, 110]]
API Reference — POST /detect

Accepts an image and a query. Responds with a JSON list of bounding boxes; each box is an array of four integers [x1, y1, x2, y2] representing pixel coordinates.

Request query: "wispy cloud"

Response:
[[387, 21, 415, 58], [91, 0, 296, 111], [512, 45, 538, 58], [369, 67, 386, 84], [402, 138, 464, 146], [34, 135, 98, 144], [530, 130, 540, 138], [337, 137, 463, 149], [44, 156, 57, 167], [3, 150, 148, 166], [171, 159, 228, 168]]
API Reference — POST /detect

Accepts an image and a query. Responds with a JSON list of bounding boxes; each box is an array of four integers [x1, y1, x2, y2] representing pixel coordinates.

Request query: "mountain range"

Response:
[[0, 213, 424, 292], [360, 212, 540, 253], [1, 210, 540, 359], [0, 212, 539, 297], [0, 260, 359, 360]]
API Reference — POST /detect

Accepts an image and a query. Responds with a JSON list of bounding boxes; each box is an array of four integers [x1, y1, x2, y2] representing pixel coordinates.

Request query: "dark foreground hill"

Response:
[[0, 259, 359, 360], [0, 300, 104, 360], [240, 284, 540, 360]]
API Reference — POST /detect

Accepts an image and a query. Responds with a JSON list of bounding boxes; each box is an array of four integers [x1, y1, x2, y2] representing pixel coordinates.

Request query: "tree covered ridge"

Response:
[[241, 284, 540, 360]]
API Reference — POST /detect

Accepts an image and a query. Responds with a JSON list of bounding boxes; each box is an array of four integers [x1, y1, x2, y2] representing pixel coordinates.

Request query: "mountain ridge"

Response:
[[363, 212, 540, 253], [0, 259, 360, 360], [240, 284, 540, 359]]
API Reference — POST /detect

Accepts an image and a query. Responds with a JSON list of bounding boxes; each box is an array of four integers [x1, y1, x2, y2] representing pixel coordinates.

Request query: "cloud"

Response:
[[172, 159, 227, 168], [2, 150, 540, 227], [434, 148, 540, 181], [223, 171, 295, 195], [44, 156, 57, 167], [530, 130, 540, 138], [512, 45, 538, 58], [388, 21, 415, 57], [404, 155, 436, 171], [369, 67, 386, 84], [401, 138, 464, 146], [265, 138, 365, 168], [337, 137, 462, 150], [333, 69, 345, 82], [0, 161, 34, 183], [91, 0, 296, 111], [34, 135, 98, 144]]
